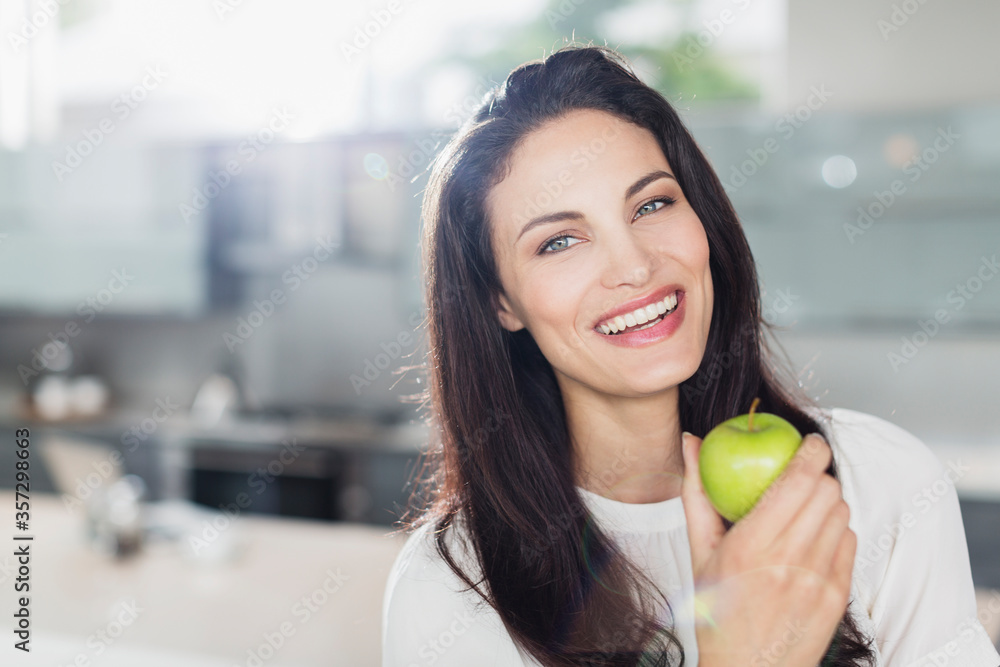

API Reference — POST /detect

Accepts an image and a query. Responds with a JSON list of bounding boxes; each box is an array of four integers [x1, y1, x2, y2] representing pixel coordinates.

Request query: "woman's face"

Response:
[[488, 108, 714, 398]]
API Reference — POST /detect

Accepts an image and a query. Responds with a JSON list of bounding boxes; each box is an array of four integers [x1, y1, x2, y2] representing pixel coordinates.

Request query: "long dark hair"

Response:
[[402, 44, 875, 667]]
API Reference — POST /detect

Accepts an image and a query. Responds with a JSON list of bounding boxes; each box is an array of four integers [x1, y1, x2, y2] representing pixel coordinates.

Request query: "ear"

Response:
[[496, 292, 525, 332]]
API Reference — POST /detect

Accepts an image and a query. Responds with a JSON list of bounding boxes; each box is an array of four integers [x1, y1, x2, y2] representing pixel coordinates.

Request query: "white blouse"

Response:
[[382, 407, 1000, 667]]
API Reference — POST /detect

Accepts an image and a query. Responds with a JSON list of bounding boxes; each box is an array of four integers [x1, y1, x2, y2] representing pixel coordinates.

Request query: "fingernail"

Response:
[[681, 432, 693, 456]]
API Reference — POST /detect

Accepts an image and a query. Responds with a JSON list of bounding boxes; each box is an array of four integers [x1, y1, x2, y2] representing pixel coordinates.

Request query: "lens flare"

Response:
[[363, 152, 389, 180]]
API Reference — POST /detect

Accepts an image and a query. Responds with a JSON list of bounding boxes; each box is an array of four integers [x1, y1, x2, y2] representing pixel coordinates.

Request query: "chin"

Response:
[[617, 368, 691, 397]]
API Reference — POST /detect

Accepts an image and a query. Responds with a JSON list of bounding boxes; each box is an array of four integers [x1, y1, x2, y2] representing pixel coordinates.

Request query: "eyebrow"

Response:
[[514, 169, 676, 246]]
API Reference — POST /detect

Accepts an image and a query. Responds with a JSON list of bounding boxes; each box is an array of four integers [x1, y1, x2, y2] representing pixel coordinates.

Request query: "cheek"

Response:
[[679, 215, 711, 272], [663, 215, 712, 323], [651, 213, 710, 273], [519, 267, 593, 353], [686, 222, 714, 328], [527, 278, 579, 330]]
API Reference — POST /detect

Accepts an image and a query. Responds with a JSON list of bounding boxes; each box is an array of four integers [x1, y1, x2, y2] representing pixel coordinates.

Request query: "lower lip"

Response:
[[595, 291, 685, 348]]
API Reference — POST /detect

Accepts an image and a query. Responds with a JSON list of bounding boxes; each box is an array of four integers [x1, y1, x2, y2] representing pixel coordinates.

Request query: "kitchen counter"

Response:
[[0, 492, 408, 666]]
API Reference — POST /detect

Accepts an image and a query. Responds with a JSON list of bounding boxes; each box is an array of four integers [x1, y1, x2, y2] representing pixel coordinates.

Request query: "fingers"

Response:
[[681, 432, 725, 573], [829, 525, 857, 605], [736, 434, 832, 548], [778, 474, 846, 563], [680, 432, 704, 497], [802, 495, 852, 576]]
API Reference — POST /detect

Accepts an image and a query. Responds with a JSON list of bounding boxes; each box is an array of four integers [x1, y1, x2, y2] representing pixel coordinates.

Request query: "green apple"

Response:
[[698, 397, 803, 522]]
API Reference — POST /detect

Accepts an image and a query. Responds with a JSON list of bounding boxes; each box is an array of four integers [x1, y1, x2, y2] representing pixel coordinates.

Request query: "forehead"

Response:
[[486, 109, 670, 231]]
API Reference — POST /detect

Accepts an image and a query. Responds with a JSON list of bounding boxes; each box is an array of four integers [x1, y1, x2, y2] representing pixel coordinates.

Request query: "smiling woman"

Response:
[[381, 45, 1000, 667], [490, 111, 711, 374]]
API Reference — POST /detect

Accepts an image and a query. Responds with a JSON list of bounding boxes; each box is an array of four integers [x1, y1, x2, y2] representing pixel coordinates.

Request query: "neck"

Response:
[[559, 374, 685, 504]]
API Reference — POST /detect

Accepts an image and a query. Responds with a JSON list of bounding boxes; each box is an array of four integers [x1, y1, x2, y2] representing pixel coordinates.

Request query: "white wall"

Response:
[[787, 0, 1000, 112], [775, 330, 1000, 500]]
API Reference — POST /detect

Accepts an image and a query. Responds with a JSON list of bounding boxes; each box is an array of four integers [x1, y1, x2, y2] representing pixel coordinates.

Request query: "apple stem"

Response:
[[748, 397, 761, 431]]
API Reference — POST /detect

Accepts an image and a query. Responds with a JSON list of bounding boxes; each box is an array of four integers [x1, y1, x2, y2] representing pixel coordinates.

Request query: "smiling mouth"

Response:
[[595, 290, 681, 335]]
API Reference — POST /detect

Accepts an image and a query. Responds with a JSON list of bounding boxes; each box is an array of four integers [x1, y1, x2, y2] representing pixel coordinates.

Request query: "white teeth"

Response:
[[597, 291, 679, 335]]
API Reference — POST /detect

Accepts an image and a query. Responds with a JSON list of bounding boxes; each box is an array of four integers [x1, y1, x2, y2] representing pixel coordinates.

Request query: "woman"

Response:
[[382, 45, 999, 667]]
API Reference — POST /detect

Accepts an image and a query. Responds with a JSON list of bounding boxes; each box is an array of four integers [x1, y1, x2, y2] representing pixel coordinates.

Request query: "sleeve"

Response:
[[832, 409, 1000, 667], [381, 522, 529, 667]]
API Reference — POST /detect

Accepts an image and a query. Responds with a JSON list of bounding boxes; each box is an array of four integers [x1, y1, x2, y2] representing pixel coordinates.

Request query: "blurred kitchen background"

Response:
[[0, 0, 998, 664]]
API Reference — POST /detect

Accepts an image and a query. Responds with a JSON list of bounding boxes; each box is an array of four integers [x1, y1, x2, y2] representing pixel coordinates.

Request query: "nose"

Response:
[[598, 224, 659, 290]]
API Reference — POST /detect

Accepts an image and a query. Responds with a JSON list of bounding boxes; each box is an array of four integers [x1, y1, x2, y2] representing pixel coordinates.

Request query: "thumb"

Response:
[[681, 431, 725, 573]]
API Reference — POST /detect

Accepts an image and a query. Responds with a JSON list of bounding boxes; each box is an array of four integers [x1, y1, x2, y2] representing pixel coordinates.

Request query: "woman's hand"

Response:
[[680, 431, 856, 667]]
